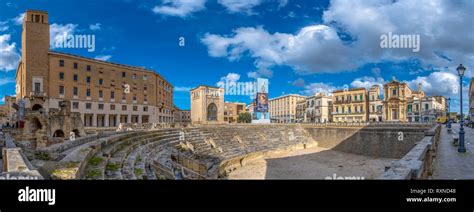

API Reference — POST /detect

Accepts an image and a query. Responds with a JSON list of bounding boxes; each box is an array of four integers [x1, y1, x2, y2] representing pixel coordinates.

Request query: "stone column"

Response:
[[116, 115, 120, 126], [92, 113, 97, 127], [105, 114, 109, 127]]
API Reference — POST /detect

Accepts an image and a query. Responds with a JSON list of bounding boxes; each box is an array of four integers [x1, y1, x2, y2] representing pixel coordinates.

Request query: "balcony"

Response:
[[29, 91, 47, 99]]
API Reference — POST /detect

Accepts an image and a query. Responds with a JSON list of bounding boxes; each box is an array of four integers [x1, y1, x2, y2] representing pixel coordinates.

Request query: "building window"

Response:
[[144, 86, 147, 91], [59, 72, 64, 80], [73, 74, 78, 81], [34, 82, 41, 92], [73, 87, 78, 96], [392, 89, 397, 96], [87, 65, 91, 71], [72, 102, 79, 109], [143, 75, 147, 80], [86, 76, 91, 84], [59, 60, 64, 67], [122, 93, 126, 100], [111, 91, 115, 99], [99, 78, 103, 85], [122, 72, 126, 78], [86, 103, 92, 109], [98, 104, 104, 110], [425, 104, 429, 110], [133, 95, 137, 101], [99, 90, 103, 98], [133, 106, 138, 111], [110, 104, 115, 110], [143, 106, 148, 112], [122, 105, 127, 111], [144, 95, 147, 102], [86, 89, 91, 97], [59, 86, 64, 95], [73, 63, 78, 69], [360, 94, 363, 101], [132, 74, 136, 80]]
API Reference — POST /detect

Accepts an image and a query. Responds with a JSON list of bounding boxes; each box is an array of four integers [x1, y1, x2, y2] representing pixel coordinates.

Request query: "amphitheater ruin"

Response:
[[1, 121, 441, 180]]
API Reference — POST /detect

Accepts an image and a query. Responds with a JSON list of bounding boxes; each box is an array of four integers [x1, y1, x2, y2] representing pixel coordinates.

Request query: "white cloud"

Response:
[[217, 72, 240, 87], [0, 21, 9, 32], [174, 86, 192, 92], [0, 77, 15, 85], [94, 55, 112, 61], [218, 0, 262, 14], [301, 82, 338, 96], [202, 0, 474, 76], [291, 78, 305, 87], [12, 12, 24, 25], [351, 76, 386, 90], [201, 25, 356, 74], [89, 23, 101, 31], [0, 34, 20, 71], [50, 23, 78, 48], [152, 0, 206, 18], [406, 71, 459, 97], [278, 0, 289, 9], [247, 68, 273, 79]]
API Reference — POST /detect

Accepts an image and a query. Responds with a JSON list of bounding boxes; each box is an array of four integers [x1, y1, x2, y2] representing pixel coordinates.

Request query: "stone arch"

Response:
[[207, 103, 218, 121], [72, 129, 81, 138], [32, 104, 43, 111], [30, 117, 43, 133], [53, 129, 65, 138]]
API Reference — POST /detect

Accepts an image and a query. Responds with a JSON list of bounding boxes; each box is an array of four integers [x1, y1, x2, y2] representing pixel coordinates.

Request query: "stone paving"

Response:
[[431, 124, 474, 179]]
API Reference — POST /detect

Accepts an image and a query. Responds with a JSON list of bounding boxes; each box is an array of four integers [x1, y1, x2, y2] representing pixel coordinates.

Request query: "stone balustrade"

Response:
[[379, 124, 441, 179]]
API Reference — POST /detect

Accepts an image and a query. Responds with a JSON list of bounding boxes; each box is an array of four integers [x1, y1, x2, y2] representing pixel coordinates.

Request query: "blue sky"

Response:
[[0, 0, 473, 112]]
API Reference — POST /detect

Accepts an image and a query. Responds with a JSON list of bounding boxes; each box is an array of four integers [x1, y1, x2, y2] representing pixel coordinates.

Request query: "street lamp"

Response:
[[457, 64, 466, 153]]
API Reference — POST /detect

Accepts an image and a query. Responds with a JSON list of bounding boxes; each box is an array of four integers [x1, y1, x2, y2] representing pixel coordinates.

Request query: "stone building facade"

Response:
[[269, 94, 306, 123], [368, 85, 383, 122], [332, 88, 368, 123], [190, 85, 224, 124], [224, 102, 246, 123], [15, 10, 174, 129], [407, 96, 445, 122], [383, 78, 424, 122], [305, 93, 332, 123], [295, 99, 306, 123]]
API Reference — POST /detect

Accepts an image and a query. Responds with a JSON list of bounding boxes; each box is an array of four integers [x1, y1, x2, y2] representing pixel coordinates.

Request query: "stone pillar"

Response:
[[127, 115, 131, 124], [92, 113, 97, 127], [138, 115, 142, 124], [105, 114, 109, 127], [116, 115, 120, 125], [80, 113, 85, 125]]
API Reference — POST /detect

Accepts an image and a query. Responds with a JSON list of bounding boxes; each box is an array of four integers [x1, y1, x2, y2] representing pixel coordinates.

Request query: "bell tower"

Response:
[[19, 10, 50, 108]]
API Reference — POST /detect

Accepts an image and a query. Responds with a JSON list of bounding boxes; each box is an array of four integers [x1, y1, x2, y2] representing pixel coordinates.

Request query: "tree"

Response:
[[237, 112, 252, 123]]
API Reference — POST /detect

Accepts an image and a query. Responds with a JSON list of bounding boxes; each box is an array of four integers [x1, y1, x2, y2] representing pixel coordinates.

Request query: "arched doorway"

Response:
[[32, 104, 43, 111], [72, 129, 81, 138], [207, 103, 218, 121], [30, 118, 42, 133], [53, 129, 65, 138]]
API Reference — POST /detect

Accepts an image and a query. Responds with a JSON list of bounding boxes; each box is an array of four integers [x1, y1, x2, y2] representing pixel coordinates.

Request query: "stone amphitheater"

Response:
[[2, 123, 440, 180]]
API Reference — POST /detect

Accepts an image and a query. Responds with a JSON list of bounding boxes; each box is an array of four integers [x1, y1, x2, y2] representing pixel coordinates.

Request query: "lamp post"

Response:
[[457, 64, 466, 153], [447, 97, 451, 129]]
